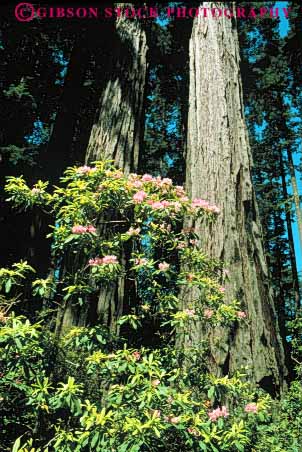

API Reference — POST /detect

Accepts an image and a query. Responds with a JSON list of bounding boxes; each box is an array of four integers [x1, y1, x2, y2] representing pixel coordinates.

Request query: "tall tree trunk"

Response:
[[184, 2, 286, 393], [286, 148, 302, 254], [58, 14, 148, 333], [45, 27, 99, 183], [280, 153, 301, 313]]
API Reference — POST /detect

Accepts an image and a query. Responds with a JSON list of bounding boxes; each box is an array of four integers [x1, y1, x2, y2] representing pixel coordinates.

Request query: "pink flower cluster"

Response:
[[192, 198, 220, 214], [208, 405, 229, 422], [88, 255, 119, 266], [132, 351, 141, 361], [164, 415, 180, 424], [142, 174, 153, 182], [184, 309, 196, 317], [237, 311, 247, 319], [141, 174, 173, 188], [129, 173, 173, 190], [244, 403, 258, 413], [133, 190, 147, 204], [72, 225, 96, 234], [158, 262, 170, 272], [31, 187, 42, 194], [204, 308, 214, 319], [135, 258, 148, 266], [175, 185, 185, 196], [76, 165, 96, 175], [147, 200, 182, 212]]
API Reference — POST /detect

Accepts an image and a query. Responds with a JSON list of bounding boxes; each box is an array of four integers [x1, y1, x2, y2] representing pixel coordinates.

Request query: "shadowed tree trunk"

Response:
[[183, 2, 286, 393], [280, 153, 301, 313], [58, 13, 148, 334], [286, 147, 302, 256]]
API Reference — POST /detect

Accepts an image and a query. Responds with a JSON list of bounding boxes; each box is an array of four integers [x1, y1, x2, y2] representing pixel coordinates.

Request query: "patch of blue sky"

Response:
[[164, 153, 174, 168], [275, 1, 290, 37], [52, 49, 68, 86], [25, 119, 49, 146], [155, 2, 180, 26], [254, 120, 268, 141]]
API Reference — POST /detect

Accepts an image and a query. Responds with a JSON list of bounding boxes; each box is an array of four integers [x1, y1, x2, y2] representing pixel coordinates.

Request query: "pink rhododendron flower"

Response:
[[190, 239, 198, 246], [177, 242, 187, 249], [192, 198, 209, 209], [158, 262, 170, 272], [87, 225, 96, 233], [175, 185, 185, 196], [204, 308, 214, 319], [180, 196, 189, 202], [89, 256, 118, 266], [132, 180, 143, 188], [208, 204, 220, 214], [149, 201, 164, 210], [237, 311, 247, 319], [142, 174, 153, 182], [133, 190, 147, 204], [244, 403, 258, 413], [72, 225, 87, 234], [88, 258, 103, 266], [102, 255, 119, 265], [77, 165, 93, 174], [72, 225, 96, 234], [208, 406, 229, 422], [128, 173, 139, 181], [161, 177, 173, 187], [135, 258, 148, 266], [132, 351, 141, 361], [169, 416, 180, 424], [184, 309, 196, 317], [219, 287, 225, 293], [31, 187, 42, 194], [171, 201, 182, 212]]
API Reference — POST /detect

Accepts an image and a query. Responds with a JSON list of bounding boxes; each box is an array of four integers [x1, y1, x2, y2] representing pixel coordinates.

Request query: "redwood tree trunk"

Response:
[[85, 15, 147, 173], [58, 14, 148, 333], [184, 2, 286, 393], [280, 153, 301, 313]]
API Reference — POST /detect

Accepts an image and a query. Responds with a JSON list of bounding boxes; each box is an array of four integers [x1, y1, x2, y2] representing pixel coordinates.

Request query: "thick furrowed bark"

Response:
[[184, 2, 287, 393]]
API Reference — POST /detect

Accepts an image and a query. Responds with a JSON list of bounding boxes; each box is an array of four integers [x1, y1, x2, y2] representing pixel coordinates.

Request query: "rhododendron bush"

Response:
[[0, 162, 301, 452]]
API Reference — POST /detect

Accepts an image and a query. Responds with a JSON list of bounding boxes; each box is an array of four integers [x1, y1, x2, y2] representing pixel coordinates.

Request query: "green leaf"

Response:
[[207, 386, 215, 399], [210, 445, 219, 452], [5, 278, 12, 293], [12, 437, 21, 452], [91, 432, 100, 449], [64, 234, 77, 244], [234, 442, 244, 452]]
